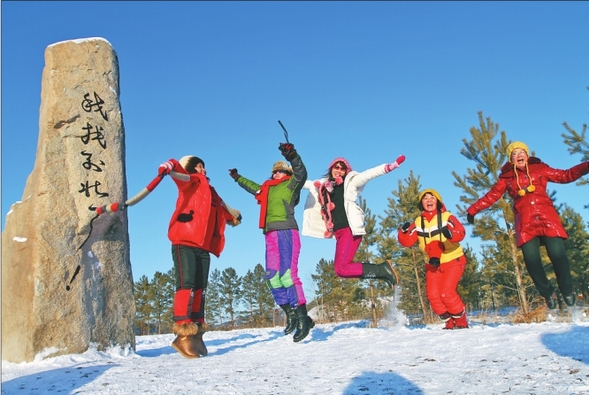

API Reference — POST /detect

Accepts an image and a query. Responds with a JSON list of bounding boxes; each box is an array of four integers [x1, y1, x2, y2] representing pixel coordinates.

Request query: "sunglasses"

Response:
[[332, 164, 347, 171], [273, 169, 291, 175]]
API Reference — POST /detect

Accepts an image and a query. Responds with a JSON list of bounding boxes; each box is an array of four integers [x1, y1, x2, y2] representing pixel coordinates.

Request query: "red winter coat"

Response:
[[167, 159, 235, 257], [467, 158, 589, 247]]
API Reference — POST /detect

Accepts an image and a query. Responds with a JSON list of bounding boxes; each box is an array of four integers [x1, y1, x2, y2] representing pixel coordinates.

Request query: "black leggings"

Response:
[[520, 236, 573, 298]]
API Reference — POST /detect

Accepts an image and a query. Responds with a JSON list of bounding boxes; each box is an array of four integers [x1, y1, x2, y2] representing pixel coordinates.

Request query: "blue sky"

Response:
[[2, 2, 588, 297]]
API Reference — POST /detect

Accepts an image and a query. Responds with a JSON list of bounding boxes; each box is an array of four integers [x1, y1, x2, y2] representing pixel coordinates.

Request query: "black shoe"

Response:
[[279, 304, 299, 335], [380, 260, 399, 288], [544, 293, 558, 309], [360, 261, 399, 289], [562, 293, 576, 307], [293, 304, 315, 342]]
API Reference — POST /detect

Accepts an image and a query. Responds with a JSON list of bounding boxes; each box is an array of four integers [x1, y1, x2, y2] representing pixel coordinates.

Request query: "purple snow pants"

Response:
[[265, 229, 307, 307]]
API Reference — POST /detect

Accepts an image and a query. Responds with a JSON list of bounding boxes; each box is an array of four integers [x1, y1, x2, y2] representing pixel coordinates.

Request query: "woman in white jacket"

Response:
[[302, 155, 405, 287]]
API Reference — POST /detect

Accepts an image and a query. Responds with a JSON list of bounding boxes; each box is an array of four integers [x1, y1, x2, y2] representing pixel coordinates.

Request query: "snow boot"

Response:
[[360, 260, 399, 289], [451, 310, 469, 329], [280, 304, 299, 335], [172, 322, 199, 359], [562, 293, 575, 307], [293, 304, 315, 342], [439, 312, 454, 330], [544, 292, 558, 309], [193, 322, 208, 357]]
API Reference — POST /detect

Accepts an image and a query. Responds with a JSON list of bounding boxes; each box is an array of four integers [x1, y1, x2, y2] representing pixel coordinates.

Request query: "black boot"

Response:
[[562, 293, 576, 307], [279, 304, 299, 335], [293, 304, 315, 342], [544, 292, 558, 309], [360, 261, 399, 288]]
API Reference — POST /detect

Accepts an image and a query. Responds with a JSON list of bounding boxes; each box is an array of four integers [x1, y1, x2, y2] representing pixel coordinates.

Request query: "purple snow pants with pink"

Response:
[[265, 229, 307, 307]]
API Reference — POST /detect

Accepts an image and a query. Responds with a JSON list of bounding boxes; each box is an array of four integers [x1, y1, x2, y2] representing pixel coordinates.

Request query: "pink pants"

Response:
[[426, 256, 467, 315], [333, 227, 364, 278]]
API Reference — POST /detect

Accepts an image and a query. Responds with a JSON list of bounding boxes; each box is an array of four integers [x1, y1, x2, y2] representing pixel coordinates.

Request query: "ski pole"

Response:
[[278, 120, 290, 144]]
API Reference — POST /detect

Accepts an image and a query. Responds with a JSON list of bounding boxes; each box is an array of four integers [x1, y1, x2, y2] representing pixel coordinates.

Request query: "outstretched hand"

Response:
[[159, 160, 173, 175], [385, 155, 406, 172], [229, 168, 240, 181], [467, 213, 475, 225], [279, 142, 297, 161]]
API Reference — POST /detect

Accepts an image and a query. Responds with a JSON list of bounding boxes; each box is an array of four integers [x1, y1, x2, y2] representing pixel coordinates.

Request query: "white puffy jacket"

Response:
[[302, 164, 388, 238]]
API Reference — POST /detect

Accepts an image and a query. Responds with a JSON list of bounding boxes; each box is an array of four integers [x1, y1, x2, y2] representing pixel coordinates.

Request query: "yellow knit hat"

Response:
[[418, 189, 443, 210], [271, 160, 292, 175], [507, 141, 529, 163], [419, 189, 442, 203]]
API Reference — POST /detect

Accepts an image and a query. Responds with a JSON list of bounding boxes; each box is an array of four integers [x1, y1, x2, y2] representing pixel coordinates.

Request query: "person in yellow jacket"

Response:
[[397, 189, 469, 329]]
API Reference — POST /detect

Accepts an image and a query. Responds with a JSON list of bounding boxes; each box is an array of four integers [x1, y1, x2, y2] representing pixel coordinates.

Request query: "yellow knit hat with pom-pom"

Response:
[[507, 142, 529, 163]]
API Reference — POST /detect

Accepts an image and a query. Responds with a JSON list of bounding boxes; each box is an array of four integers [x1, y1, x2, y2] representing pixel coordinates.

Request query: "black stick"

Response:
[[278, 120, 290, 143]]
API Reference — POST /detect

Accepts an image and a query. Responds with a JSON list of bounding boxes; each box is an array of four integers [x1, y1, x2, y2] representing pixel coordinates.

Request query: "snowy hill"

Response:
[[2, 308, 589, 395]]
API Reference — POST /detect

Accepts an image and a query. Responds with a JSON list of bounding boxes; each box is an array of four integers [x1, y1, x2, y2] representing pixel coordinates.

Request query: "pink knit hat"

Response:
[[328, 157, 352, 173]]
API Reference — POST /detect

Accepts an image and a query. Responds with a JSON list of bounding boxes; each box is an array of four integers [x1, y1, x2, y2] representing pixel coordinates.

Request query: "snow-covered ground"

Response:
[[2, 308, 589, 395]]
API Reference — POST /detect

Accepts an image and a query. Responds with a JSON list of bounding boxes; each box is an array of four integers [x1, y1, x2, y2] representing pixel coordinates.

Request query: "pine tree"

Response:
[[151, 270, 174, 334], [219, 267, 242, 329], [561, 205, 589, 300], [134, 275, 154, 335], [206, 268, 223, 327], [312, 258, 340, 323], [240, 264, 274, 328], [452, 111, 533, 314], [355, 197, 391, 326], [378, 171, 434, 323], [456, 246, 483, 311]]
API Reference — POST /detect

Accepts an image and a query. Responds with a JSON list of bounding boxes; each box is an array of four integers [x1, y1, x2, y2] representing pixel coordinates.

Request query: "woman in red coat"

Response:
[[466, 141, 589, 309], [160, 155, 241, 358]]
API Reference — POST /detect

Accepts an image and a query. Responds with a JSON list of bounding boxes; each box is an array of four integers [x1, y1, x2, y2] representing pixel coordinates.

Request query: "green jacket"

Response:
[[236, 154, 307, 233]]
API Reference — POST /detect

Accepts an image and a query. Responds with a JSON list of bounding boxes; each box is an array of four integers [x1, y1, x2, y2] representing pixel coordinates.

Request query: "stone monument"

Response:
[[2, 37, 136, 363]]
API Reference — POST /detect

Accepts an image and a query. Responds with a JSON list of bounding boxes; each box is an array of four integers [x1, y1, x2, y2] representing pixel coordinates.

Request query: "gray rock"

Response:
[[2, 37, 135, 363]]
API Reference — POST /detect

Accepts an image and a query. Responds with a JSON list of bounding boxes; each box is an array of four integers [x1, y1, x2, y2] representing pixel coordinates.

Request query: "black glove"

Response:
[[428, 257, 441, 267], [229, 168, 240, 181], [441, 226, 453, 239], [401, 222, 411, 234], [279, 142, 297, 161], [467, 213, 475, 225]]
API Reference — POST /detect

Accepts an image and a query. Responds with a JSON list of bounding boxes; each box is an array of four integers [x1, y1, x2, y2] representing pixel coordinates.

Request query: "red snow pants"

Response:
[[425, 255, 467, 316]]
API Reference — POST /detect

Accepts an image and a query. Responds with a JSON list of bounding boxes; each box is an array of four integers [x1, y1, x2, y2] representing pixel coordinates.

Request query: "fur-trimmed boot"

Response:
[[293, 304, 315, 343], [280, 304, 299, 335], [193, 322, 208, 357], [360, 261, 399, 288], [172, 322, 199, 359]]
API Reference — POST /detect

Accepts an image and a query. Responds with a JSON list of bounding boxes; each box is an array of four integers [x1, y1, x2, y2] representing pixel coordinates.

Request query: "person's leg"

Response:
[[170, 245, 200, 358], [439, 258, 466, 315], [439, 257, 468, 328], [190, 247, 211, 324], [172, 245, 197, 324], [543, 237, 574, 305], [282, 229, 306, 306], [265, 231, 289, 305], [333, 227, 363, 278], [520, 237, 554, 297], [426, 264, 446, 316]]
